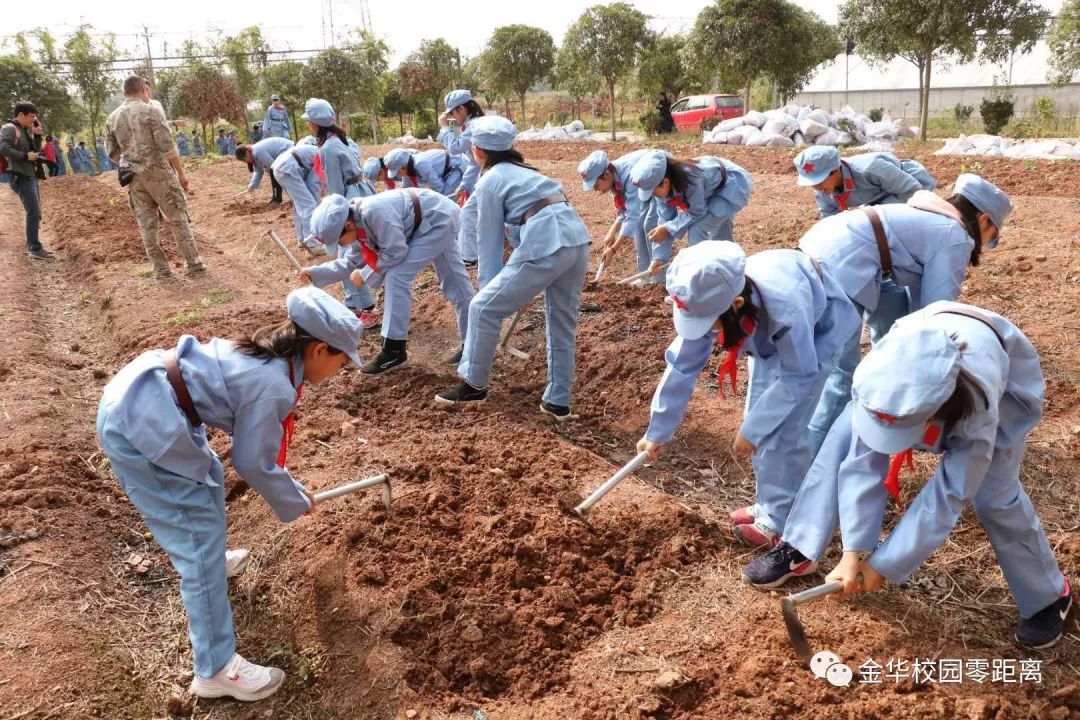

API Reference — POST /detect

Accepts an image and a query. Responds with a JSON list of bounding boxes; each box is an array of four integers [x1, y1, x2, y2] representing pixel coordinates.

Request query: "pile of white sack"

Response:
[[934, 134, 1080, 161], [516, 120, 594, 141], [702, 103, 919, 150], [387, 134, 433, 145]]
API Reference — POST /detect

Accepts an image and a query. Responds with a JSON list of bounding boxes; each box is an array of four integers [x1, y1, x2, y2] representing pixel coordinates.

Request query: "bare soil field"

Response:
[[1, 141, 1078, 720]]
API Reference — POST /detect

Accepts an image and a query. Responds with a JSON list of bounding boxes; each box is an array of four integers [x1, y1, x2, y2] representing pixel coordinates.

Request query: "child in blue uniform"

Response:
[[437, 89, 485, 262], [793, 146, 937, 218], [300, 190, 475, 375], [270, 143, 321, 251], [628, 150, 752, 281], [743, 302, 1072, 649], [384, 147, 468, 197], [638, 242, 859, 547], [96, 287, 363, 701], [235, 137, 292, 203], [577, 149, 661, 285], [435, 117, 590, 420], [801, 174, 1012, 454]]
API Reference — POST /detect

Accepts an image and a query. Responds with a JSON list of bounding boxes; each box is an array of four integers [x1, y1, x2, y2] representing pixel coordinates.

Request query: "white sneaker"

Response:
[[225, 549, 251, 579], [191, 653, 285, 702], [628, 278, 647, 288]]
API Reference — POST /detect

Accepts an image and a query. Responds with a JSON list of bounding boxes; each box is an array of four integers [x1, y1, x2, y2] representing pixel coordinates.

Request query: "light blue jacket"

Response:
[[816, 152, 937, 218], [474, 162, 591, 288], [317, 135, 362, 197], [192, 136, 203, 156], [798, 204, 974, 313], [263, 104, 292, 139], [438, 123, 480, 194], [306, 188, 459, 292], [611, 148, 657, 238], [175, 133, 190, 156], [97, 335, 311, 522], [410, 149, 468, 196], [646, 249, 860, 445], [837, 302, 1043, 582], [215, 135, 229, 155], [271, 143, 319, 180], [247, 137, 293, 191], [652, 156, 752, 240]]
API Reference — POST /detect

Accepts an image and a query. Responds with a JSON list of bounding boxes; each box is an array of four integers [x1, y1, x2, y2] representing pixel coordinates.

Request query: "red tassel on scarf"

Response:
[[667, 195, 689, 213], [716, 316, 757, 400], [356, 228, 379, 272], [458, 190, 469, 208], [883, 423, 942, 512], [276, 359, 303, 468], [313, 153, 327, 187], [385, 178, 397, 190], [613, 190, 627, 214]]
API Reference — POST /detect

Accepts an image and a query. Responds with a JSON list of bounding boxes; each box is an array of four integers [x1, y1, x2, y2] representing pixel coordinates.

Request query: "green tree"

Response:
[[302, 35, 388, 134], [63, 25, 118, 146], [839, 0, 1048, 140], [481, 25, 555, 123], [553, 43, 601, 120], [1049, 0, 1080, 85], [261, 60, 306, 139], [174, 64, 245, 132], [685, 0, 839, 113], [637, 35, 689, 100], [399, 38, 462, 117], [381, 70, 417, 136], [562, 3, 651, 140], [217, 26, 270, 132], [0, 55, 81, 133]]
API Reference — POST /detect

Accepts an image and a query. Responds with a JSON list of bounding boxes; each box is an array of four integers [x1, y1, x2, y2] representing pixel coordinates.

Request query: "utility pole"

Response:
[[142, 25, 155, 85]]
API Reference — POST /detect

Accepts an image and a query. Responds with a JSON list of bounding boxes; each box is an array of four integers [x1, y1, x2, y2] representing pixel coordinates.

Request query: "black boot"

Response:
[[361, 338, 408, 376]]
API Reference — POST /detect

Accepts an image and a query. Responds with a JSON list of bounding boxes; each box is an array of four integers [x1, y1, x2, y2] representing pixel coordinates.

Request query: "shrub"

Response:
[[1033, 96, 1056, 125], [411, 109, 439, 140], [639, 109, 661, 136], [700, 116, 721, 133], [980, 96, 1015, 135], [868, 107, 884, 122], [953, 104, 974, 123]]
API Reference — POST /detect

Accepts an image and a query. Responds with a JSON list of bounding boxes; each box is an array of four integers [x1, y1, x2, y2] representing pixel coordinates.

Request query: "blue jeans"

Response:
[[807, 280, 911, 454], [10, 175, 42, 252]]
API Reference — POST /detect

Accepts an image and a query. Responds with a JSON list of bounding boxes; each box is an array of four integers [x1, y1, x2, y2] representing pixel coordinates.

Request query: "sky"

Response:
[[1, 0, 1065, 77]]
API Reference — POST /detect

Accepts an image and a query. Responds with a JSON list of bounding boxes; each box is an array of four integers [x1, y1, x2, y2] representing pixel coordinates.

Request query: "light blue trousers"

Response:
[[807, 279, 910, 454], [783, 402, 1065, 618], [96, 409, 234, 678], [380, 229, 475, 342], [745, 355, 832, 535], [458, 191, 478, 263], [276, 170, 321, 243], [458, 244, 589, 406]]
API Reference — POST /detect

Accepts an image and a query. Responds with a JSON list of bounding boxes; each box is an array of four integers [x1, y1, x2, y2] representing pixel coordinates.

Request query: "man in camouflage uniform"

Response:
[[105, 75, 205, 279]]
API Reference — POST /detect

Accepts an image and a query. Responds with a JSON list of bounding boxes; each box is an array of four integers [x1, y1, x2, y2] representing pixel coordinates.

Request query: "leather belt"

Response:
[[520, 193, 569, 225], [163, 351, 202, 427]]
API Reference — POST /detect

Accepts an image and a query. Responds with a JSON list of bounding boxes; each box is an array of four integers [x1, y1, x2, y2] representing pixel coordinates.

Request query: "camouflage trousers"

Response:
[[128, 166, 204, 275]]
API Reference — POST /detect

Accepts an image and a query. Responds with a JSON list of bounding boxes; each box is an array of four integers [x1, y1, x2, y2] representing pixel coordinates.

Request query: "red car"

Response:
[[670, 94, 745, 131]]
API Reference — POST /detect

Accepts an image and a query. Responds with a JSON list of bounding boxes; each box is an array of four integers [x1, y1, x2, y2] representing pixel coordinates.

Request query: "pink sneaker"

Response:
[[734, 520, 780, 549], [356, 309, 381, 329], [729, 506, 755, 526]]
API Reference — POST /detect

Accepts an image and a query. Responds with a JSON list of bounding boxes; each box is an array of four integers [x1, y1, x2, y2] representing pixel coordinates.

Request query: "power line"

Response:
[[40, 47, 328, 67]]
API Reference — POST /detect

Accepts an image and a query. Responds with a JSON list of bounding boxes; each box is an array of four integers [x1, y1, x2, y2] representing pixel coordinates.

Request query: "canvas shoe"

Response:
[[190, 653, 285, 702], [435, 382, 487, 405], [361, 340, 408, 376], [741, 542, 818, 589], [356, 309, 382, 330], [27, 248, 55, 261], [1016, 580, 1073, 649], [539, 401, 572, 422], [729, 506, 755, 526], [733, 520, 780, 548], [225, 549, 250, 579]]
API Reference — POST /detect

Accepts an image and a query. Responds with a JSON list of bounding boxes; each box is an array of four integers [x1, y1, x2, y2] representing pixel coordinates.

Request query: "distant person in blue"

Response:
[[52, 136, 66, 176], [251, 123, 263, 143], [97, 286, 364, 702], [76, 141, 96, 175], [176, 130, 190, 157], [192, 132, 204, 157], [96, 137, 116, 171], [215, 129, 228, 155], [226, 130, 237, 156], [66, 140, 82, 174], [263, 94, 292, 139]]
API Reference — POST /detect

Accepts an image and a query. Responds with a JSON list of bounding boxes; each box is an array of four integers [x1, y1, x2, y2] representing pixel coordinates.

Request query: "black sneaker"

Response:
[[539, 401, 572, 422], [361, 340, 408, 376], [27, 248, 55, 261], [1016, 582, 1073, 649], [435, 381, 487, 405], [741, 542, 818, 589], [463, 259, 477, 268], [446, 345, 464, 365]]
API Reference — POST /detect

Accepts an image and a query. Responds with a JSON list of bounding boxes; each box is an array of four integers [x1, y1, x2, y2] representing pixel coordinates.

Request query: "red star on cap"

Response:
[[671, 296, 688, 311], [873, 411, 898, 425], [802, 162, 815, 173]]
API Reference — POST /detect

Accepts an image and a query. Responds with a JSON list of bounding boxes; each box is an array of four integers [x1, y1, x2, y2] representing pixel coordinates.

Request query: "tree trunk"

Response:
[[290, 111, 299, 141], [744, 76, 753, 112], [608, 80, 616, 141], [398, 112, 404, 136], [919, 54, 932, 141], [519, 90, 527, 127]]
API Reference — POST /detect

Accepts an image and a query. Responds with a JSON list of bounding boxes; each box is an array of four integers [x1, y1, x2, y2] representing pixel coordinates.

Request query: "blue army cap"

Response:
[[301, 98, 335, 128], [954, 173, 1012, 235], [852, 325, 961, 454], [444, 89, 472, 112], [665, 241, 747, 340], [286, 286, 364, 367], [362, 156, 382, 181], [270, 93, 281, 101], [384, 148, 414, 175], [470, 116, 516, 151], [629, 150, 670, 202], [578, 150, 610, 191], [793, 146, 841, 186], [308, 194, 353, 245]]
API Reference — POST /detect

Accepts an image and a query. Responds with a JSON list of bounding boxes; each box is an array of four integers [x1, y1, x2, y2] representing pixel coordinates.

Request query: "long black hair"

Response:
[[316, 124, 348, 147], [479, 147, 538, 173], [931, 338, 989, 432], [716, 280, 761, 351], [665, 158, 698, 195], [235, 318, 344, 360], [945, 194, 984, 266], [460, 99, 485, 121], [404, 156, 417, 179]]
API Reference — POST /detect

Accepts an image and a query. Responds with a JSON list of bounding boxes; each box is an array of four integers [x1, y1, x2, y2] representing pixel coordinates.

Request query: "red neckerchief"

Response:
[[357, 227, 379, 272], [667, 194, 689, 213], [716, 316, 757, 399], [613, 181, 627, 215], [882, 423, 941, 512], [458, 190, 469, 207], [834, 161, 855, 211], [276, 357, 304, 468], [408, 176, 418, 188], [313, 153, 327, 187], [385, 178, 397, 190]]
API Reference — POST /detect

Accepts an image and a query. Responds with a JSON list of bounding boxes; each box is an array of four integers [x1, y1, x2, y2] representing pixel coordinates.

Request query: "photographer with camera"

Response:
[[0, 101, 54, 260]]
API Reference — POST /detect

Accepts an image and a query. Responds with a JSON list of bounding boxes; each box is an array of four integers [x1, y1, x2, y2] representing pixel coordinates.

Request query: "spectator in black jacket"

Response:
[[0, 101, 54, 260]]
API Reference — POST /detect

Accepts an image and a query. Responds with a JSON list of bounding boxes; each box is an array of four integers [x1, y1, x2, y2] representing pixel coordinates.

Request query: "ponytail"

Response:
[[715, 280, 760, 351], [945, 194, 984, 266], [234, 318, 344, 360], [316, 124, 348, 147], [480, 147, 538, 173], [931, 338, 989, 432], [666, 158, 697, 195]]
